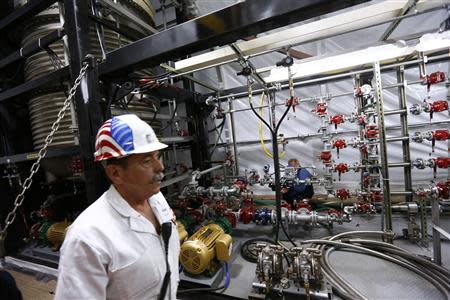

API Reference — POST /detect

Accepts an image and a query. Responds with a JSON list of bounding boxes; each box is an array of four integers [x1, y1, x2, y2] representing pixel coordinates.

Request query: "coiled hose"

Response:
[[303, 231, 450, 300]]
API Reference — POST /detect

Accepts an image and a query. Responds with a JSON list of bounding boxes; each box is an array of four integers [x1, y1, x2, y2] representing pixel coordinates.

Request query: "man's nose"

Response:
[[155, 158, 164, 173]]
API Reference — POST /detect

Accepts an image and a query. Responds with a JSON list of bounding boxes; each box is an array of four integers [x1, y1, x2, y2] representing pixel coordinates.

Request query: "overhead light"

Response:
[[264, 31, 450, 83]]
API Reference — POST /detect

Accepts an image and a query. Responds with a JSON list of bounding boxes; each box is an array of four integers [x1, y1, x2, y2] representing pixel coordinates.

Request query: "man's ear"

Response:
[[105, 164, 124, 185]]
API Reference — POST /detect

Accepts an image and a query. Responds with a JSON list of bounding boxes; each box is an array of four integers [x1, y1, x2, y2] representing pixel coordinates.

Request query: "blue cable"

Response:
[[223, 262, 230, 290]]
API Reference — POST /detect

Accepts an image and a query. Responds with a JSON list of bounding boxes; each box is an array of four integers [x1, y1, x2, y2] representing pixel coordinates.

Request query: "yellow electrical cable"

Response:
[[258, 92, 286, 158]]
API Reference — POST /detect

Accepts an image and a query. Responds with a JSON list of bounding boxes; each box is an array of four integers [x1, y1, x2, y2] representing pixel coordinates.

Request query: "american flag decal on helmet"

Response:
[[94, 117, 134, 161]]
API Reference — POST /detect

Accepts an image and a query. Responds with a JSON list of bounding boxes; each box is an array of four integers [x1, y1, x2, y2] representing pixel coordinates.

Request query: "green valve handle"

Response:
[[214, 217, 232, 234]]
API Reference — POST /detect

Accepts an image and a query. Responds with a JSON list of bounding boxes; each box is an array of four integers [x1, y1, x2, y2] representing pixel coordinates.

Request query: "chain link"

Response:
[[0, 63, 89, 241]]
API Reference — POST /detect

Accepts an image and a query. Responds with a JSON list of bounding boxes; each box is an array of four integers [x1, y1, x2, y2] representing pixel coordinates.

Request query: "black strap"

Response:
[[159, 269, 171, 300], [158, 222, 172, 300]]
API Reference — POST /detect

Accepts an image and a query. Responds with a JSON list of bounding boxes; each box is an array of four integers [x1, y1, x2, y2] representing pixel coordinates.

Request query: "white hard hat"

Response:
[[94, 114, 168, 161]]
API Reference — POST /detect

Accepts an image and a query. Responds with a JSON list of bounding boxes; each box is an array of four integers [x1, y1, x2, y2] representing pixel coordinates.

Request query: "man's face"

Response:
[[289, 160, 300, 168], [107, 151, 165, 200]]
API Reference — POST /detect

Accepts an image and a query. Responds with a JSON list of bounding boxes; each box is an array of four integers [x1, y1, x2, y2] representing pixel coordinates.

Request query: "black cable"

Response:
[[119, 97, 130, 112], [160, 100, 178, 132], [249, 95, 278, 242], [275, 101, 292, 133], [273, 102, 292, 244], [279, 221, 297, 247], [249, 101, 274, 136], [209, 115, 226, 157], [207, 118, 226, 133], [106, 85, 119, 119], [240, 238, 275, 263], [248, 93, 296, 245], [126, 93, 135, 106], [139, 82, 159, 93], [136, 94, 159, 126], [240, 238, 292, 268], [283, 252, 291, 268], [146, 98, 158, 126], [130, 72, 171, 80]]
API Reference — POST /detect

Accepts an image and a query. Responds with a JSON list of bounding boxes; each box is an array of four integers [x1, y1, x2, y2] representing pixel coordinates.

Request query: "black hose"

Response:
[[149, 103, 158, 125], [160, 100, 178, 132], [275, 101, 292, 133], [249, 101, 273, 135], [130, 72, 171, 80], [240, 238, 275, 263], [106, 85, 119, 119], [208, 118, 226, 133], [126, 93, 135, 106], [209, 115, 226, 157], [279, 221, 297, 247], [273, 103, 292, 244], [248, 94, 296, 245], [240, 238, 292, 268]]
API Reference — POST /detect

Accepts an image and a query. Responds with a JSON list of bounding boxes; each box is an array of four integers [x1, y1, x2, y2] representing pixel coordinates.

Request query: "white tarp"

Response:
[[191, 5, 450, 194]]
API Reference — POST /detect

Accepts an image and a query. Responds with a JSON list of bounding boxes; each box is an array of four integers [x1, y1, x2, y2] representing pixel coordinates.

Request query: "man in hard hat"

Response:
[[55, 114, 179, 299], [281, 158, 314, 204]]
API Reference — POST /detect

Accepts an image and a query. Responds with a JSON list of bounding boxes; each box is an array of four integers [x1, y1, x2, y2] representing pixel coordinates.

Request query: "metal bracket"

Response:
[[230, 43, 269, 95], [432, 224, 450, 240]]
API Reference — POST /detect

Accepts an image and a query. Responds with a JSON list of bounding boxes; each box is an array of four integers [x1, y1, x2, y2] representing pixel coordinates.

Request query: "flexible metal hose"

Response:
[[322, 247, 368, 300], [352, 243, 450, 286], [346, 239, 450, 278], [369, 246, 450, 291], [320, 230, 388, 298], [329, 230, 388, 241], [304, 239, 450, 299]]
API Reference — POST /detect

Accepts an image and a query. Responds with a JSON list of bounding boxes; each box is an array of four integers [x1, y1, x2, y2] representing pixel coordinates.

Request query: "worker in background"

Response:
[[55, 114, 179, 300], [281, 158, 314, 205]]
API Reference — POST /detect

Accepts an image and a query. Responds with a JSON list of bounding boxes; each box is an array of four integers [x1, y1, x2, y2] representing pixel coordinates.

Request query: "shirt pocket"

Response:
[[111, 247, 162, 299]]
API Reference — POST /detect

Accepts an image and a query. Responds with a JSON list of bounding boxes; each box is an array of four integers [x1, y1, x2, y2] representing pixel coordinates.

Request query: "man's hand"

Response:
[[281, 187, 289, 193]]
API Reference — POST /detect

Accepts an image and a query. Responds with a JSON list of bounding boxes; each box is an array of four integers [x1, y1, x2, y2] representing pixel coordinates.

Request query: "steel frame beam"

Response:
[[64, 0, 107, 203], [397, 66, 413, 202], [0, 29, 65, 70], [374, 61, 393, 236], [0, 0, 56, 32], [98, 0, 368, 77], [0, 146, 79, 165], [0, 67, 70, 103]]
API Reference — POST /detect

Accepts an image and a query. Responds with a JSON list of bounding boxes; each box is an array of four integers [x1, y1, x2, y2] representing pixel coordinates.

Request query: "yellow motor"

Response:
[[180, 223, 232, 275], [47, 221, 70, 251], [176, 221, 188, 244]]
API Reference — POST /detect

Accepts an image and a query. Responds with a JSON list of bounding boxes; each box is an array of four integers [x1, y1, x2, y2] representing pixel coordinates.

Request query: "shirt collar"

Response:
[[106, 185, 157, 235], [106, 185, 141, 218]]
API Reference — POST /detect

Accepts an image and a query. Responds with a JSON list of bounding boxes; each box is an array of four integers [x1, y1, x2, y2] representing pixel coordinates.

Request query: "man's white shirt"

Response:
[[54, 186, 180, 299]]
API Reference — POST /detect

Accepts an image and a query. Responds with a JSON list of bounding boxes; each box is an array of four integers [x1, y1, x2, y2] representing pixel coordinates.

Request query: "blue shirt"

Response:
[[292, 168, 312, 194]]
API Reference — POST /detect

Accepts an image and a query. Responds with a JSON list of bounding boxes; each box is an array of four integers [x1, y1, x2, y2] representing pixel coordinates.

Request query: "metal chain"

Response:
[[0, 63, 89, 241]]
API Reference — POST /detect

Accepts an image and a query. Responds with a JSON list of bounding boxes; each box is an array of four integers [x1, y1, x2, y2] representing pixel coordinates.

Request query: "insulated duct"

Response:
[[21, 2, 158, 150]]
